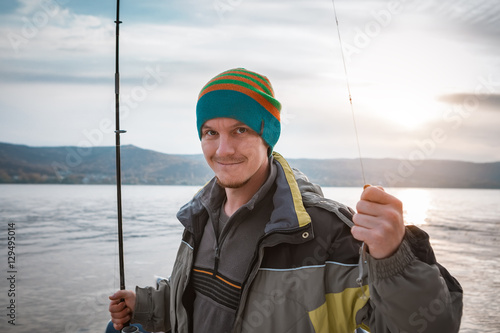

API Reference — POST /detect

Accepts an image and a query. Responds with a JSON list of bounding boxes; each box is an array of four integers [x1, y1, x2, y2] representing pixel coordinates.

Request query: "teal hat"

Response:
[[196, 68, 281, 150]]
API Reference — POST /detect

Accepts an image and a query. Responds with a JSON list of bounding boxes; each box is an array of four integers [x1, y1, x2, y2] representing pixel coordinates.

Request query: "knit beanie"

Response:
[[196, 68, 281, 150]]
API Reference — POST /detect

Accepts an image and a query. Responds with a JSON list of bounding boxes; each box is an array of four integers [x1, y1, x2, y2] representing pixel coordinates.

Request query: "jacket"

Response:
[[132, 152, 463, 332]]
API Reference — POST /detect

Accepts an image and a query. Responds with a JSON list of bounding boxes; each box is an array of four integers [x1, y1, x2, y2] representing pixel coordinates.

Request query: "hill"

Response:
[[1, 142, 499, 188], [0, 142, 212, 185]]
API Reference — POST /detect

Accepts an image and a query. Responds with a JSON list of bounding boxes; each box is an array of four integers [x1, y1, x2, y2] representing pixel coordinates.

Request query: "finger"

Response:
[[112, 315, 131, 331], [109, 300, 127, 313], [353, 211, 403, 246], [353, 212, 391, 232], [108, 298, 124, 307], [360, 185, 385, 201], [351, 218, 393, 246], [350, 224, 378, 244], [356, 199, 386, 218], [363, 184, 384, 191], [109, 292, 119, 300], [111, 309, 131, 321], [109, 290, 129, 301], [350, 225, 363, 242], [361, 186, 400, 207], [110, 307, 132, 325], [355, 204, 404, 229]]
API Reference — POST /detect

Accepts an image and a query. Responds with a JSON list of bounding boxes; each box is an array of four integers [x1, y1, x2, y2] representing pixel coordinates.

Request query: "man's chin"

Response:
[[216, 176, 250, 189]]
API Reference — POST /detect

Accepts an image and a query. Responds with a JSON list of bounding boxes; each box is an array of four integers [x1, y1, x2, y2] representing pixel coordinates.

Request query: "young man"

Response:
[[109, 68, 463, 332]]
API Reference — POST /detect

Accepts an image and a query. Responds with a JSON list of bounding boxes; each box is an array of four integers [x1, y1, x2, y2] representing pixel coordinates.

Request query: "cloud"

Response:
[[417, 0, 500, 33], [0, 0, 499, 162], [0, 2, 113, 78], [412, 0, 500, 57], [437, 93, 500, 111]]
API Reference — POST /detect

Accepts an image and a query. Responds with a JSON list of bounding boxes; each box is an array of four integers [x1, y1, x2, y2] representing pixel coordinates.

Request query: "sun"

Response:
[[359, 85, 442, 129]]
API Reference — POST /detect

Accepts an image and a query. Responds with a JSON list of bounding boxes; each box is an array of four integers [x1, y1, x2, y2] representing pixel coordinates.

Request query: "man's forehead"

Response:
[[202, 118, 248, 129]]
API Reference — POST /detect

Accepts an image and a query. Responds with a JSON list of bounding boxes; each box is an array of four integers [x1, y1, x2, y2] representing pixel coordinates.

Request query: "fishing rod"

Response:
[[114, 0, 126, 294], [113, 1, 139, 332]]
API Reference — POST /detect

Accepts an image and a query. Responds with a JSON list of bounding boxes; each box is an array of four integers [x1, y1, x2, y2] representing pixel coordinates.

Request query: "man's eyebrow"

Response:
[[201, 121, 248, 130]]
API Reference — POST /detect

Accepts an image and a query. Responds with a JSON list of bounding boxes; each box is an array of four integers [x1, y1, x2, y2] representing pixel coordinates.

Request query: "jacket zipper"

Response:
[[234, 225, 312, 328], [214, 245, 220, 277], [212, 210, 231, 278], [212, 208, 250, 278]]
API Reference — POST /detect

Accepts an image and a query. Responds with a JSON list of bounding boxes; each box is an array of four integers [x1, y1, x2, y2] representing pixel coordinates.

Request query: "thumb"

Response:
[[109, 290, 129, 301], [363, 184, 385, 192]]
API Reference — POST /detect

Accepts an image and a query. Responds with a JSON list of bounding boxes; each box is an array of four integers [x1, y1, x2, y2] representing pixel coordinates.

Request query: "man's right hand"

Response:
[[109, 290, 136, 331]]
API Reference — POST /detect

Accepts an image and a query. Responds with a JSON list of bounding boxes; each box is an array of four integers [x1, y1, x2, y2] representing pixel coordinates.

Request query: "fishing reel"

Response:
[[122, 326, 140, 333]]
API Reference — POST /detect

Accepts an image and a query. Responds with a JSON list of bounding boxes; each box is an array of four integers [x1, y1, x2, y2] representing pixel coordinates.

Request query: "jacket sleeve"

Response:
[[132, 278, 172, 332], [358, 225, 463, 332]]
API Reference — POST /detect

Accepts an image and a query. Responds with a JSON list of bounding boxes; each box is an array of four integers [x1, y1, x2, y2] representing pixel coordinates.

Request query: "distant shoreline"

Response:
[[2, 182, 500, 191], [1, 142, 500, 189]]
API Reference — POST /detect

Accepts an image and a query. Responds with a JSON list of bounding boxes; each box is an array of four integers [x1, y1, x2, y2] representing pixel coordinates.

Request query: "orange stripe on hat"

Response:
[[200, 75, 269, 98], [217, 69, 274, 95], [199, 82, 280, 121]]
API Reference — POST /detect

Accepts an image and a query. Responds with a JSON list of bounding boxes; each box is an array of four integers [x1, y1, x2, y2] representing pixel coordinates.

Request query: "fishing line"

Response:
[[331, 0, 367, 186], [331, 0, 369, 300]]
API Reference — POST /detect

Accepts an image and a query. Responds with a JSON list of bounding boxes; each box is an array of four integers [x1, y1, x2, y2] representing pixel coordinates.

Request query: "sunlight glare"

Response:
[[361, 87, 441, 129], [394, 188, 431, 225]]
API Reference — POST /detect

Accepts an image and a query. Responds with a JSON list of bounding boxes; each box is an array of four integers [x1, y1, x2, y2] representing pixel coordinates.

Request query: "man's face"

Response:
[[201, 118, 269, 189]]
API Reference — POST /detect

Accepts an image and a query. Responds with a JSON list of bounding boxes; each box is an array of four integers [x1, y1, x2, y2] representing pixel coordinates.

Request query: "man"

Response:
[[109, 68, 463, 332]]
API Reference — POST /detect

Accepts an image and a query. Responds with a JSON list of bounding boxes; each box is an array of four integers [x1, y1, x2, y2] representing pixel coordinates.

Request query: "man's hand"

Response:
[[109, 290, 136, 331], [351, 185, 406, 259]]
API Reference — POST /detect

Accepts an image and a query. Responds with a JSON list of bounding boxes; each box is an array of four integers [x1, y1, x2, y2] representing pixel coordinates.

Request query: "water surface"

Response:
[[1, 184, 498, 332]]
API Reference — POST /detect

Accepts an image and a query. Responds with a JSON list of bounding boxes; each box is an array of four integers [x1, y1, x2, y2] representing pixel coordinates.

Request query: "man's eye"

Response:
[[236, 127, 247, 134], [204, 130, 217, 137]]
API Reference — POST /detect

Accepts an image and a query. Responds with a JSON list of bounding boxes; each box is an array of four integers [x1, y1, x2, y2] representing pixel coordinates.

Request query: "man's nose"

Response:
[[216, 134, 235, 156]]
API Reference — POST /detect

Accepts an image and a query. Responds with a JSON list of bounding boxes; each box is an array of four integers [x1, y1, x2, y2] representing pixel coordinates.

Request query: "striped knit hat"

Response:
[[196, 68, 281, 150]]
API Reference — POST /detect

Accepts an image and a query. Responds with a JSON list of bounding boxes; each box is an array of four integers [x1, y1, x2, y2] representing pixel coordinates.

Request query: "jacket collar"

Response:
[[176, 152, 313, 235], [264, 152, 311, 234]]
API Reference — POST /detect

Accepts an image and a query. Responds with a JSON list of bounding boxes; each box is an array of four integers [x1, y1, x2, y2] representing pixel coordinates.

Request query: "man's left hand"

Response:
[[351, 185, 406, 259]]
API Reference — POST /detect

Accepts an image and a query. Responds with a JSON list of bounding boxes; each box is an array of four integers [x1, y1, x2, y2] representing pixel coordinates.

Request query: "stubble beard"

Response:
[[212, 155, 250, 189], [215, 175, 251, 189]]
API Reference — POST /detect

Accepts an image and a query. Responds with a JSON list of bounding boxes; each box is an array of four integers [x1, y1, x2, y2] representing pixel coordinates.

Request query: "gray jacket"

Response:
[[132, 152, 463, 332]]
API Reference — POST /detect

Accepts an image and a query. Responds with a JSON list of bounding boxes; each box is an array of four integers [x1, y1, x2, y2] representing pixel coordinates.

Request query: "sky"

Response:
[[0, 0, 499, 162]]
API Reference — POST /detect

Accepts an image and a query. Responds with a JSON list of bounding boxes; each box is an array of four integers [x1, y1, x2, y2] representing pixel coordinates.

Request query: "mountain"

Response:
[[1, 142, 499, 188], [0, 142, 212, 185]]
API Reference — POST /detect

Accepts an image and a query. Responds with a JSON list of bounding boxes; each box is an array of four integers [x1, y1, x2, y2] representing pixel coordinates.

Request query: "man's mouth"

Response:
[[213, 158, 245, 166]]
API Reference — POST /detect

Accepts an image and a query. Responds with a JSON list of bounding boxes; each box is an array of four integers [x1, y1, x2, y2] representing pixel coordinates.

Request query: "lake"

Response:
[[0, 184, 498, 332]]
